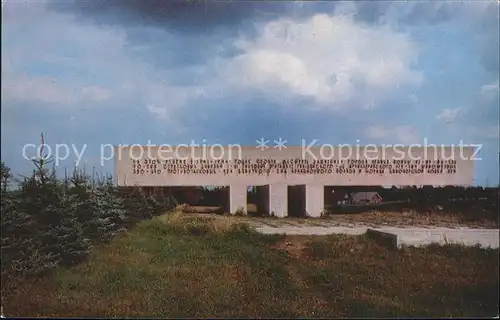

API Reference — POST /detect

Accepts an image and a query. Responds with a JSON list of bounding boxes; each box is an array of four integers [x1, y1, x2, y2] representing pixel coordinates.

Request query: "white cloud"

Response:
[[480, 79, 499, 101], [365, 125, 419, 144], [224, 13, 423, 109], [2, 73, 71, 104], [2, 3, 425, 119], [436, 108, 462, 124], [1, 72, 112, 105], [147, 104, 168, 119], [1, 2, 194, 117]]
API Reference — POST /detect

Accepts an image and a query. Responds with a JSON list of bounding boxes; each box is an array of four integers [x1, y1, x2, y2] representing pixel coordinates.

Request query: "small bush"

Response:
[[234, 206, 247, 216]]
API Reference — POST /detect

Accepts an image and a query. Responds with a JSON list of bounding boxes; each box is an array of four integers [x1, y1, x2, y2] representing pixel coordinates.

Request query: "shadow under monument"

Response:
[[288, 185, 306, 217]]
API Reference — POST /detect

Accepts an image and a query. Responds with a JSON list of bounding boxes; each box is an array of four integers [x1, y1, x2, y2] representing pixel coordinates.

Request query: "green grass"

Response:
[[3, 212, 499, 318]]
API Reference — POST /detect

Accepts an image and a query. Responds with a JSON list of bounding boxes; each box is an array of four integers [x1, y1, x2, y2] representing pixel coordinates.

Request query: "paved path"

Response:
[[254, 225, 499, 249]]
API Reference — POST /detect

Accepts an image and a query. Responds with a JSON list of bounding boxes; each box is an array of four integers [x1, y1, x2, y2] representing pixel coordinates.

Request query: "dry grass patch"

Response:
[[294, 234, 499, 317], [268, 235, 313, 259]]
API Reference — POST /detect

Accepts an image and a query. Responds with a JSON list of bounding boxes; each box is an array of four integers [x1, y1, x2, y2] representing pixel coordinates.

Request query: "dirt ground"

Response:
[[321, 210, 499, 229], [184, 206, 499, 229]]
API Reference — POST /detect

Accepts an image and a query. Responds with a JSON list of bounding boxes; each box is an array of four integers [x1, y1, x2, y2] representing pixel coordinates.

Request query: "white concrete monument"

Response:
[[114, 145, 475, 218]]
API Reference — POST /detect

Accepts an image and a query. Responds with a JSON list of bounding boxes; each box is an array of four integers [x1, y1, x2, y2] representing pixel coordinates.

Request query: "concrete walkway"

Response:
[[254, 225, 499, 249]]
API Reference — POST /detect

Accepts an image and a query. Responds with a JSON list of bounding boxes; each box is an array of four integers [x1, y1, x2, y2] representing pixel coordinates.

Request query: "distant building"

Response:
[[350, 192, 383, 204]]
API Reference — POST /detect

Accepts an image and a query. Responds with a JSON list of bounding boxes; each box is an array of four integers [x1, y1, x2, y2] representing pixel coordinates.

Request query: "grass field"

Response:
[[3, 212, 499, 318]]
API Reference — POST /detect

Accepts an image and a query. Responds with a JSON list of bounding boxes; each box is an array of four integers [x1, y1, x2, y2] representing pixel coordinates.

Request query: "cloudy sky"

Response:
[[1, 0, 499, 185]]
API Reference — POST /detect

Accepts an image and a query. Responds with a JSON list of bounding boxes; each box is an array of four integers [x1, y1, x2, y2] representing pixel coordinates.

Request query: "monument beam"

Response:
[[115, 145, 475, 217]]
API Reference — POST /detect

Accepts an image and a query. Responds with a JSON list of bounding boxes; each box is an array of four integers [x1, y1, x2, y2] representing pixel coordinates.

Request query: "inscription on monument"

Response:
[[115, 146, 473, 186], [131, 158, 457, 176]]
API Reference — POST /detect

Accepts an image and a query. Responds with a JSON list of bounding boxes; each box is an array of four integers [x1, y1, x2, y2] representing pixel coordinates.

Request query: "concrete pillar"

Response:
[[269, 184, 287, 218], [230, 184, 247, 214], [306, 184, 324, 218]]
